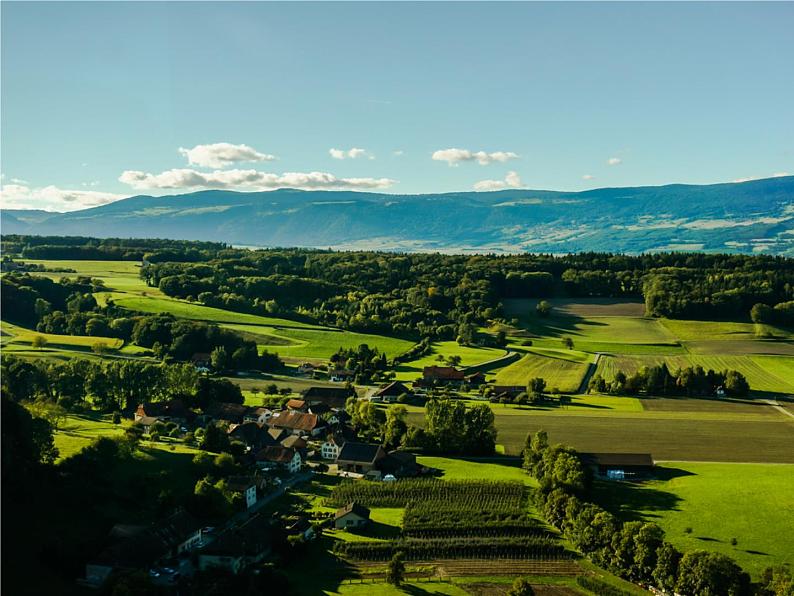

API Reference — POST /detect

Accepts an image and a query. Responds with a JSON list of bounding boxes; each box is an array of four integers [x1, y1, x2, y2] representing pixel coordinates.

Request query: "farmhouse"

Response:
[[281, 434, 307, 451], [224, 477, 258, 509], [243, 406, 272, 425], [422, 366, 465, 385], [297, 362, 317, 376], [83, 510, 202, 588], [334, 502, 371, 529], [490, 385, 526, 400], [286, 398, 308, 412], [269, 410, 325, 437], [284, 515, 316, 541], [329, 369, 355, 383], [255, 445, 302, 474], [464, 371, 486, 386], [321, 426, 357, 460], [197, 514, 273, 574], [301, 386, 355, 409], [378, 450, 422, 478], [135, 416, 161, 434], [336, 441, 387, 474], [207, 402, 248, 425], [581, 452, 655, 480], [370, 381, 411, 403], [227, 422, 276, 451], [134, 399, 193, 423]]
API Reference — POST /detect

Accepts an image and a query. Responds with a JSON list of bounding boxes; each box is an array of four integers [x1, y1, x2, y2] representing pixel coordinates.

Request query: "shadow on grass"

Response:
[[696, 536, 722, 543], [590, 471, 693, 521], [745, 549, 771, 556]]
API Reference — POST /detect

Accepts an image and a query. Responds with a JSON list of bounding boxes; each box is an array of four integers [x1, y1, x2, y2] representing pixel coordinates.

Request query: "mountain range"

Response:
[[3, 176, 793, 255]]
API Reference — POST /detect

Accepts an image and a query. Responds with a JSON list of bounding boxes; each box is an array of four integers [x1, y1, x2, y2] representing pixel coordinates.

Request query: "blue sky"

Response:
[[1, 1, 792, 211]]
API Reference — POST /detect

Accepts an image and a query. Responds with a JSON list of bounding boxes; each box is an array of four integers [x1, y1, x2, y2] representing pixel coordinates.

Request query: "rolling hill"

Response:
[[2, 176, 793, 254]]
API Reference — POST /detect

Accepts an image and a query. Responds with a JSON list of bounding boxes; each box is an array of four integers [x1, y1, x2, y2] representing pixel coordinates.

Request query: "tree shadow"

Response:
[[696, 536, 722, 543], [590, 471, 693, 520]]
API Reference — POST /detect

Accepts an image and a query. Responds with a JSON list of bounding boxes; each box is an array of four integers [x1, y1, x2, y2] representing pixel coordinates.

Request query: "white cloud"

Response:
[[393, 150, 404, 157], [607, 157, 622, 166], [432, 148, 519, 167], [582, 174, 595, 181], [0, 183, 125, 212], [474, 170, 523, 191], [733, 172, 791, 183], [329, 147, 372, 160], [178, 142, 276, 168], [119, 168, 396, 191]]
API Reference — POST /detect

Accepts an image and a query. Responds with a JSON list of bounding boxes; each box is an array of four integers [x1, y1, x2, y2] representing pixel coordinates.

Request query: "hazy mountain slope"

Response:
[[4, 177, 793, 254]]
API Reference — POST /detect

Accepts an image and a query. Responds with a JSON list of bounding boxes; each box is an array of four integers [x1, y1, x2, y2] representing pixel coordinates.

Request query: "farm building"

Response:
[[224, 477, 258, 509], [269, 410, 325, 437], [581, 452, 655, 480], [334, 502, 371, 529], [197, 514, 274, 574], [255, 445, 302, 473], [336, 442, 387, 474], [370, 381, 412, 403], [422, 366, 466, 384], [301, 386, 355, 409]]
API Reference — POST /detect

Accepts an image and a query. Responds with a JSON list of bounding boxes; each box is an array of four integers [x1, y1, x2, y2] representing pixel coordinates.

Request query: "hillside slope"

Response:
[[2, 176, 793, 254]]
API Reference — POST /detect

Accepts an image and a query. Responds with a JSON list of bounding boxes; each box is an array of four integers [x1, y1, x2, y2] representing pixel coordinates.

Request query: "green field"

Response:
[[659, 319, 794, 342], [592, 462, 794, 577], [24, 259, 159, 296], [50, 413, 127, 459], [393, 341, 507, 382], [0, 322, 125, 363], [596, 354, 794, 395], [416, 456, 538, 486], [494, 350, 593, 393]]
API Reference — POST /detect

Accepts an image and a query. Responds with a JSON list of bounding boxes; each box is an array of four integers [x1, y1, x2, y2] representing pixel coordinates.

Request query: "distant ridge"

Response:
[[2, 176, 793, 255]]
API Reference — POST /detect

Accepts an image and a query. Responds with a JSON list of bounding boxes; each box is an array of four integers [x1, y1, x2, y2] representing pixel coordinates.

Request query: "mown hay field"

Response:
[[494, 351, 592, 393]]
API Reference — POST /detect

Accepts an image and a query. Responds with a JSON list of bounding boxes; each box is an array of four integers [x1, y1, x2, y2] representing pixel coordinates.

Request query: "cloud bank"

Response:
[[178, 142, 277, 168], [0, 183, 125, 211], [119, 168, 395, 191], [474, 171, 523, 191], [432, 148, 519, 166]]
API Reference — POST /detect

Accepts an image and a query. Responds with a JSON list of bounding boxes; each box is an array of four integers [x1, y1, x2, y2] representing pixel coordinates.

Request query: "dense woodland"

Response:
[[3, 236, 794, 343]]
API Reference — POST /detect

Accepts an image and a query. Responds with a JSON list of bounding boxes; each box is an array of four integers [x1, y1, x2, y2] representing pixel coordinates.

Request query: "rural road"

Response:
[[762, 399, 794, 420], [577, 353, 603, 394]]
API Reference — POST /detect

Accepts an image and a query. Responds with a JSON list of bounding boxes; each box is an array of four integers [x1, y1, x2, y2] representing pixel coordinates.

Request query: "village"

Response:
[[79, 362, 508, 589]]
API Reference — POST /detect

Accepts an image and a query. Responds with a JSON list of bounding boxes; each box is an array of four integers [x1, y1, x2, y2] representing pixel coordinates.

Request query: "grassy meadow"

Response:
[[592, 462, 794, 577]]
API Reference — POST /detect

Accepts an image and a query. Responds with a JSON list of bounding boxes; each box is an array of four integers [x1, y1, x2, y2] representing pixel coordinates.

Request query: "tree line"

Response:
[[1, 356, 247, 412], [523, 430, 755, 595], [588, 363, 750, 397]]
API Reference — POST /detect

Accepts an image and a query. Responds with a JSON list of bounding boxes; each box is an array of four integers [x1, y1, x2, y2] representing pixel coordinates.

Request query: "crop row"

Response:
[[403, 526, 553, 539], [327, 479, 526, 508], [333, 536, 569, 561]]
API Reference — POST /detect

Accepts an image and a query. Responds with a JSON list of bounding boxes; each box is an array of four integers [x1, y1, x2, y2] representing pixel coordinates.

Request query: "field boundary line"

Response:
[[762, 399, 794, 420]]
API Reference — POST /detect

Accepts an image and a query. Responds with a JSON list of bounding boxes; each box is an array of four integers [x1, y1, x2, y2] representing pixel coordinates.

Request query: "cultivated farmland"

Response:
[[494, 350, 592, 393]]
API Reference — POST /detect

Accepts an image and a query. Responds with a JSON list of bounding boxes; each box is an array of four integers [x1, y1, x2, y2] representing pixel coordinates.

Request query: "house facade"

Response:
[[334, 502, 370, 529]]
